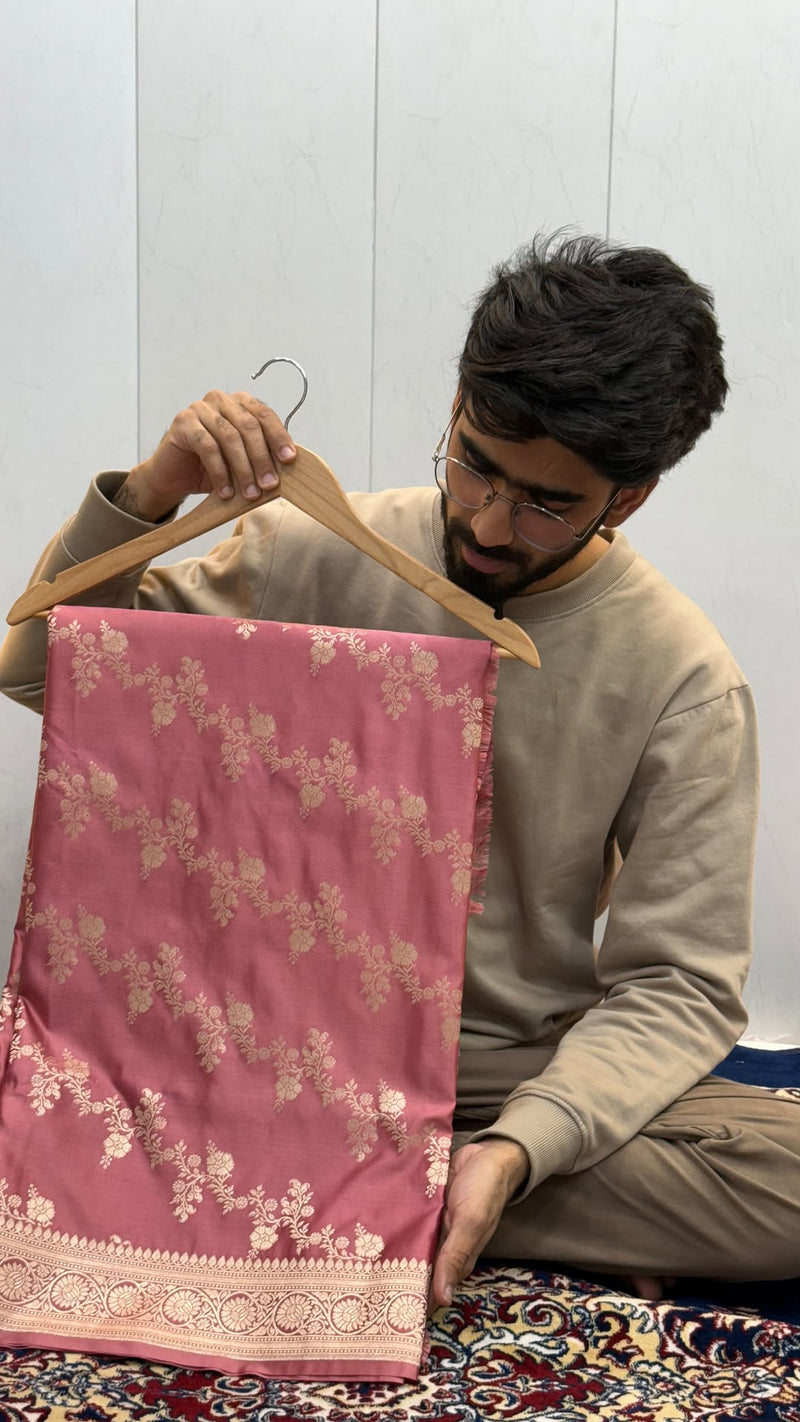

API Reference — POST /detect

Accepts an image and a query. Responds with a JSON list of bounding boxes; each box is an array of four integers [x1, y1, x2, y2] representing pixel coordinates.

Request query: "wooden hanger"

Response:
[[6, 359, 540, 668]]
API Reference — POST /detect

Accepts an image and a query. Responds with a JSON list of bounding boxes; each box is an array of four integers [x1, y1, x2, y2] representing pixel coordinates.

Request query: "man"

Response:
[[2, 234, 798, 1310]]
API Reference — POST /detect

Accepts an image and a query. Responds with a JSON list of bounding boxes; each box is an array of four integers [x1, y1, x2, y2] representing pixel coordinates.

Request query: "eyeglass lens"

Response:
[[435, 457, 576, 552]]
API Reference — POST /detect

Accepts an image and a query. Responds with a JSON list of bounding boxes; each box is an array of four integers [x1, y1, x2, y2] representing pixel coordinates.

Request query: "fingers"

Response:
[[176, 390, 297, 502], [426, 1216, 449, 1318], [430, 1214, 484, 1311], [227, 390, 298, 492]]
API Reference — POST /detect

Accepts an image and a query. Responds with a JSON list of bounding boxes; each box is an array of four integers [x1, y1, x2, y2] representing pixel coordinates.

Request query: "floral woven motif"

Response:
[[0, 608, 497, 1381]]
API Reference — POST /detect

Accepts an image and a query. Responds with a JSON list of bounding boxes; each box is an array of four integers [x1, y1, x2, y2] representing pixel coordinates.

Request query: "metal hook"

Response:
[[251, 356, 309, 431]]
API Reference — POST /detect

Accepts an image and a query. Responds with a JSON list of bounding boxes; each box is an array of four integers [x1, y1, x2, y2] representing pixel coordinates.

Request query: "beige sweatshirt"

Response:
[[0, 476, 758, 1196]]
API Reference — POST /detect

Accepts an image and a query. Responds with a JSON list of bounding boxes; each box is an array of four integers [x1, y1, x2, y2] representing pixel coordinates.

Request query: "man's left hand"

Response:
[[430, 1137, 529, 1310]]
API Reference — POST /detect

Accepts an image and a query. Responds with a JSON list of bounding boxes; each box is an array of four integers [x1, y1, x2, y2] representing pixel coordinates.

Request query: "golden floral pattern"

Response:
[[300, 628, 487, 755], [299, 1028, 426, 1162], [28, 889, 458, 1076], [43, 748, 473, 905], [0, 982, 26, 1064], [30, 797, 461, 1045], [423, 1134, 452, 1199], [16, 1040, 134, 1169], [234, 620, 258, 640], [9, 1024, 404, 1261], [48, 617, 177, 729], [0, 1177, 55, 1230], [0, 977, 18, 1039], [11, 1008, 446, 1220], [46, 621, 479, 900]]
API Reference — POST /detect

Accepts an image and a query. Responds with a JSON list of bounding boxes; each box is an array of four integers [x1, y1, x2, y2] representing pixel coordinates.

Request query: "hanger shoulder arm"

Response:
[[6, 487, 281, 625]]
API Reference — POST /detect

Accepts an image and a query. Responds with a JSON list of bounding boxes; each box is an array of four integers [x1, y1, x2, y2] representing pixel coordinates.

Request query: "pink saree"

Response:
[[0, 607, 497, 1381]]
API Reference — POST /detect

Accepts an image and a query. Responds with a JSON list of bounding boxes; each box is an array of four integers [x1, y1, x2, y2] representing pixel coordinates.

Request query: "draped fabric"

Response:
[[0, 607, 497, 1382]]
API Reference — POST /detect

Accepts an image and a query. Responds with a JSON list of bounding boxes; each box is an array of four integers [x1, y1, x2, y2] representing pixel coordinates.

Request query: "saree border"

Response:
[[0, 1221, 429, 1366]]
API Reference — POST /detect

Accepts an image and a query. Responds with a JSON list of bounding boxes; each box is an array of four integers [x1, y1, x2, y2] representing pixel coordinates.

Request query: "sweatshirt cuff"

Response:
[[60, 473, 170, 565], [469, 1095, 584, 1200]]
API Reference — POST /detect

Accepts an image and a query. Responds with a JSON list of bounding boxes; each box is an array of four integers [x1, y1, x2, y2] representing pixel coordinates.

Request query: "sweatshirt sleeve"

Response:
[[472, 683, 759, 1196], [0, 473, 276, 714]]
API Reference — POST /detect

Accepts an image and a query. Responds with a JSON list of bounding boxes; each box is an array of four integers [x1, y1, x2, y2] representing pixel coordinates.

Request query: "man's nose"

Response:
[[470, 494, 516, 547]]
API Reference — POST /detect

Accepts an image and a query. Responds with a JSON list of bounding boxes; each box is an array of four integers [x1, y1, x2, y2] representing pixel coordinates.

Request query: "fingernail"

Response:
[[444, 1284, 453, 1305], [220, 484, 233, 499], [278, 445, 296, 462], [258, 472, 278, 488], [245, 483, 259, 498]]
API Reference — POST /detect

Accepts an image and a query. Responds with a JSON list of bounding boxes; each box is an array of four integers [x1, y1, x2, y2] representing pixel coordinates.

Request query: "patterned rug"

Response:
[[1, 1056, 798, 1419]]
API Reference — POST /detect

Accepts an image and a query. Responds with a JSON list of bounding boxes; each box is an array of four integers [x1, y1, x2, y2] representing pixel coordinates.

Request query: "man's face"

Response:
[[440, 410, 621, 607]]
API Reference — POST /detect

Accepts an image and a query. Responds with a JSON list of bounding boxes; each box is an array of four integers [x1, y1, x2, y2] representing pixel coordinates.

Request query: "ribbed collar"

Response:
[[425, 490, 638, 624]]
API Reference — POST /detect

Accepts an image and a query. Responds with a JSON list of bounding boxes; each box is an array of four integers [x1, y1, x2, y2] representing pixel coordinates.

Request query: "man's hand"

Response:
[[117, 390, 298, 522], [431, 1137, 529, 1310]]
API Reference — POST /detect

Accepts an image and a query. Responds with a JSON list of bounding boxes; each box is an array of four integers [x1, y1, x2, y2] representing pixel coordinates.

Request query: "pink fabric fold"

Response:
[[0, 608, 497, 1381]]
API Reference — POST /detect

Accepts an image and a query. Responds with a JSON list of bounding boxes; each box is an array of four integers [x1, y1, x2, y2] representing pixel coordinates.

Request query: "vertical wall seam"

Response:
[[134, 0, 141, 461], [606, 0, 619, 239], [367, 0, 381, 491]]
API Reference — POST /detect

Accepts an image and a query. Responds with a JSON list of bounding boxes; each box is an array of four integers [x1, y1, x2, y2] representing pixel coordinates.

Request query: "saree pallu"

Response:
[[0, 608, 497, 1381]]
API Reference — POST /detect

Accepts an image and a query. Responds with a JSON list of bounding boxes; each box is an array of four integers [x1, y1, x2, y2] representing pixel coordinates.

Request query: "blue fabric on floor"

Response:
[[672, 1276, 800, 1325], [713, 1043, 800, 1088]]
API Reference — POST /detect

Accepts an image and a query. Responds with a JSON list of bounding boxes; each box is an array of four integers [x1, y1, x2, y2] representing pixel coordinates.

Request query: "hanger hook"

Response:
[[251, 356, 309, 431]]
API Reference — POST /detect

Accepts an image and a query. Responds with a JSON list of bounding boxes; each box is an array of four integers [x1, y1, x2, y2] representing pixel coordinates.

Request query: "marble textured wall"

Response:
[[2, 1, 798, 1033]]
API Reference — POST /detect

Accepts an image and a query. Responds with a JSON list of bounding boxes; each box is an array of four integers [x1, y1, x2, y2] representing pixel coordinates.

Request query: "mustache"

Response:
[[448, 518, 529, 569]]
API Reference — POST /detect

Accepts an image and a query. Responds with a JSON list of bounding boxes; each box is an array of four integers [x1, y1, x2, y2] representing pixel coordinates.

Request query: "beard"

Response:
[[440, 498, 594, 610]]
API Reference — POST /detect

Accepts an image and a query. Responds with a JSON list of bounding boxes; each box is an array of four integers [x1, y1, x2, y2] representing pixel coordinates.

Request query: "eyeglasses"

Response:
[[432, 409, 619, 553]]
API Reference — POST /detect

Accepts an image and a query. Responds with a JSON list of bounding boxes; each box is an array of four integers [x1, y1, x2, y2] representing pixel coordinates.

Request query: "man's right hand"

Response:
[[117, 390, 298, 522]]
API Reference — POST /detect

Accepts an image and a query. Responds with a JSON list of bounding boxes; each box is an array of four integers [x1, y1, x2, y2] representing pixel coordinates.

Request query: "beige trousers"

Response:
[[453, 1057, 800, 1281]]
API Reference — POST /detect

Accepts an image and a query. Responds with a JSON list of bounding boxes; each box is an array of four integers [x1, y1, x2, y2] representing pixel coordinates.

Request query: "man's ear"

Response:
[[604, 477, 659, 528]]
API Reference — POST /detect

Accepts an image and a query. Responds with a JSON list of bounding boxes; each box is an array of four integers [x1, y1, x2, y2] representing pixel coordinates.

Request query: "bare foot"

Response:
[[625, 1274, 677, 1301]]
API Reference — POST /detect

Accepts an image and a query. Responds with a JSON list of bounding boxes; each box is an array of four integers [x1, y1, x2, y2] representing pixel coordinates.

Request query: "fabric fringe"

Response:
[[468, 646, 499, 915]]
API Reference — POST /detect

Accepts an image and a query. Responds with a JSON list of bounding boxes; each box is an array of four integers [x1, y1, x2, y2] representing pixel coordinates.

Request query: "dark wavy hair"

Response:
[[458, 233, 728, 486]]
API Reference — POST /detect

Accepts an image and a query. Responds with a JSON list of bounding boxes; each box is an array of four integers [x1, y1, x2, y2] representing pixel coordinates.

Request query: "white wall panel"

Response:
[[371, 0, 615, 491], [0, 2, 137, 973], [609, 1, 800, 1034], [137, 0, 376, 513]]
